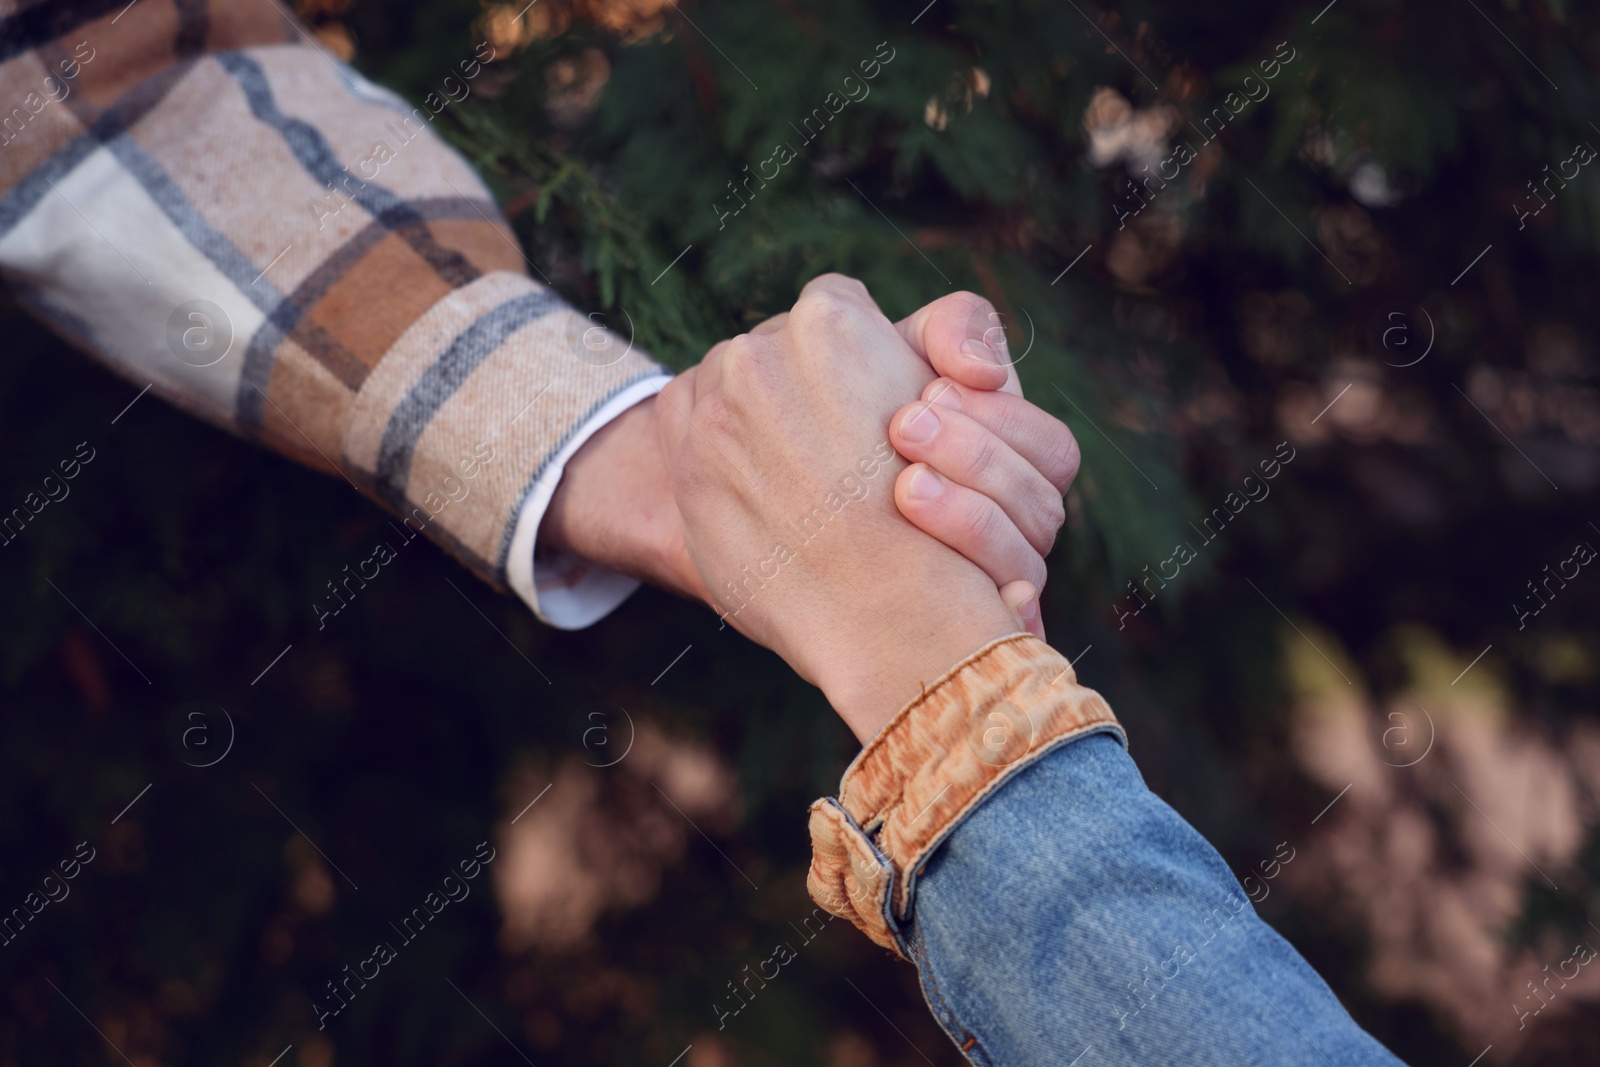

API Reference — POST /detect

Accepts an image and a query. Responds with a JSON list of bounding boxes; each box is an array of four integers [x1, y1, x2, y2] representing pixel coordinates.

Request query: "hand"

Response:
[[886, 293, 1082, 637], [542, 293, 1081, 641], [656, 275, 1021, 740]]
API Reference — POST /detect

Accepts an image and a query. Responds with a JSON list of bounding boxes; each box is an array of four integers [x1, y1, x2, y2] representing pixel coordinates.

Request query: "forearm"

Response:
[[909, 733, 1403, 1065], [2, 10, 668, 624], [808, 635, 1403, 1066]]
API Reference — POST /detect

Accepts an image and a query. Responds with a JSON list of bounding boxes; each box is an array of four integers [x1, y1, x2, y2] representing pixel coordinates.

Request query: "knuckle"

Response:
[[962, 431, 1001, 484], [719, 333, 774, 393], [700, 339, 732, 375], [717, 333, 784, 419], [958, 496, 1004, 549], [811, 272, 870, 298], [1024, 552, 1048, 592], [1044, 492, 1067, 535], [748, 310, 788, 336], [790, 273, 870, 327], [722, 332, 756, 368], [991, 408, 1027, 451], [790, 288, 852, 329], [1029, 494, 1066, 555], [1049, 431, 1082, 490]]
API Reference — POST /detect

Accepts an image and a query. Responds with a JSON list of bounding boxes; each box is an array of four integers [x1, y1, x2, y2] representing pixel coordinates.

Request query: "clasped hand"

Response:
[[657, 275, 1081, 740]]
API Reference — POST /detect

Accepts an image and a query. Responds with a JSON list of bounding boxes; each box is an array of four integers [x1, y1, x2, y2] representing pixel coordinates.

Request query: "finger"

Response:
[[894, 463, 1047, 591], [894, 291, 1021, 396], [891, 399, 1065, 556], [919, 378, 1081, 494], [999, 580, 1045, 640]]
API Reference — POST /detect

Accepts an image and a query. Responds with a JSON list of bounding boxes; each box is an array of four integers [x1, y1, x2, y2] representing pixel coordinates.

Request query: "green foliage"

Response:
[[442, 106, 726, 365]]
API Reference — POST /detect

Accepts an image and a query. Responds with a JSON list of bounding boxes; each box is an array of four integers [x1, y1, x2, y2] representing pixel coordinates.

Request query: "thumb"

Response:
[[999, 580, 1045, 639], [894, 291, 1022, 396]]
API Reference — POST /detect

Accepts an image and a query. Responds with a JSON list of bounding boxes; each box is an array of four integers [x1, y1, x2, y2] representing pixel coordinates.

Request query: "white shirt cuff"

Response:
[[502, 373, 674, 630]]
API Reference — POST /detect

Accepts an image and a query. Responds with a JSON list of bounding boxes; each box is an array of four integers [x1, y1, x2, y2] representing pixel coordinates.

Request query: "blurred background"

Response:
[[3, 0, 1599, 1064]]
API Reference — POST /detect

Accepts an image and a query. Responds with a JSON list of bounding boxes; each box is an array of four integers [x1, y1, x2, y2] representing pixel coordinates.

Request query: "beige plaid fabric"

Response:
[[0, 0, 669, 624]]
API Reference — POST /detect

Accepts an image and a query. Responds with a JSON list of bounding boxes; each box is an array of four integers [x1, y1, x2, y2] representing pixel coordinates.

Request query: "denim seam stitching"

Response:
[[913, 923, 994, 1067]]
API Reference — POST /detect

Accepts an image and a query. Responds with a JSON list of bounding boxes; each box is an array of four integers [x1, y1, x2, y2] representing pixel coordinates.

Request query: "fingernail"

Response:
[[962, 337, 1002, 364], [898, 404, 941, 443], [906, 467, 944, 501], [1017, 595, 1038, 622], [926, 381, 963, 410]]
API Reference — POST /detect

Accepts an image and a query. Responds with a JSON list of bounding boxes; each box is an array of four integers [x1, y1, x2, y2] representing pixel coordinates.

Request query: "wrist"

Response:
[[812, 563, 1019, 742], [541, 394, 707, 604]]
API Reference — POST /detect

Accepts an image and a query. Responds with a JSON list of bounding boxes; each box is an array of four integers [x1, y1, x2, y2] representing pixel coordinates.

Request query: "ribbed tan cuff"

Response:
[[806, 634, 1124, 954]]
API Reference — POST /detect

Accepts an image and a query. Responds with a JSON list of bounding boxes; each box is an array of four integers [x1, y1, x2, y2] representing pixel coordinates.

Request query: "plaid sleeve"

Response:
[[0, 0, 669, 625]]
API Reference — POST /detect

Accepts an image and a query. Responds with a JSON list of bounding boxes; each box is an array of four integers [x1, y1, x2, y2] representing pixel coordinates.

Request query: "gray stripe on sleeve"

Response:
[[373, 289, 566, 509]]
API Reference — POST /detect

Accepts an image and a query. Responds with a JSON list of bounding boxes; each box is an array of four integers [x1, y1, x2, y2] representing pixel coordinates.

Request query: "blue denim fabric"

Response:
[[895, 733, 1405, 1066]]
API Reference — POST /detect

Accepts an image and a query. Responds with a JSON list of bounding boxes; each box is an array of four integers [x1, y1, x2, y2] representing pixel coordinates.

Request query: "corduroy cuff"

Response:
[[806, 633, 1125, 955]]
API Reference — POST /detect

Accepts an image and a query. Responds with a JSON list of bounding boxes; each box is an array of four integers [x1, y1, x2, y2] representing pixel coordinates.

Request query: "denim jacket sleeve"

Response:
[[807, 634, 1406, 1066]]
